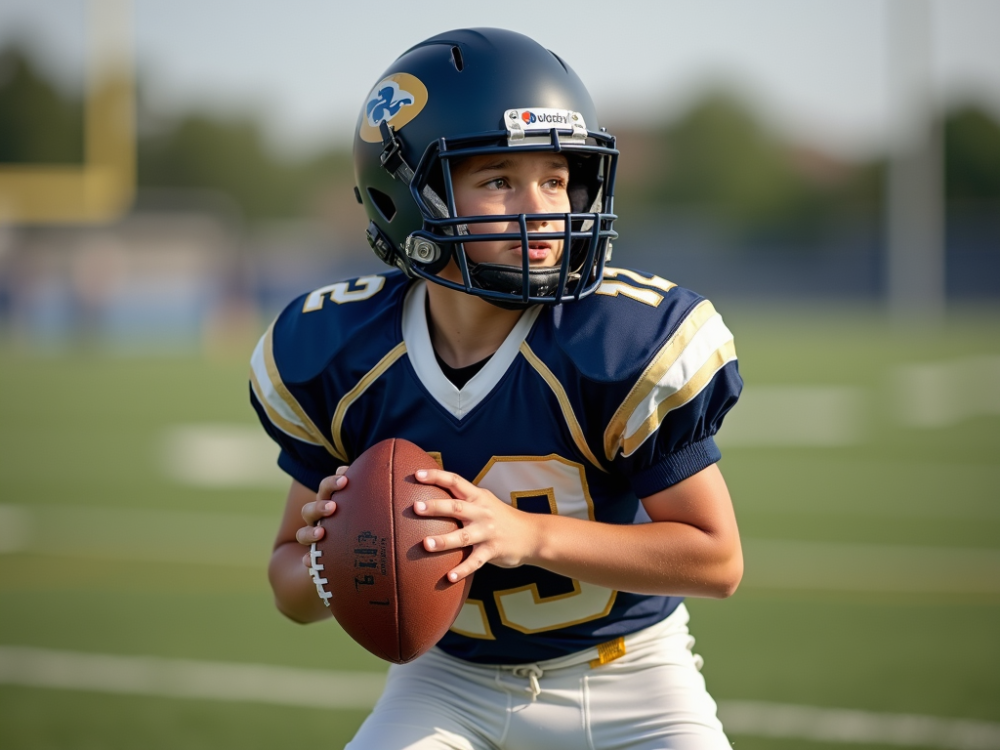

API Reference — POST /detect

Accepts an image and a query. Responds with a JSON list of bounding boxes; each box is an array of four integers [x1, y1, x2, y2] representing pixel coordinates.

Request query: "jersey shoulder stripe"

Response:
[[250, 271, 409, 463], [250, 319, 345, 460], [604, 298, 736, 461]]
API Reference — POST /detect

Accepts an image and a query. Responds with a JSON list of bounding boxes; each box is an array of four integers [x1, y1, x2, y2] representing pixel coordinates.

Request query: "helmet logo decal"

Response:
[[367, 81, 413, 126], [359, 73, 429, 143]]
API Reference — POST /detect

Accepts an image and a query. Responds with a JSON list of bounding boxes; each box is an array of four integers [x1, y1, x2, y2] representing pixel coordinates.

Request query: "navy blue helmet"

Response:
[[353, 28, 619, 307]]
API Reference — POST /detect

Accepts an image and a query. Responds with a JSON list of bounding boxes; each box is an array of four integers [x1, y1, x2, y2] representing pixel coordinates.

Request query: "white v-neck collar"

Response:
[[402, 281, 541, 420]]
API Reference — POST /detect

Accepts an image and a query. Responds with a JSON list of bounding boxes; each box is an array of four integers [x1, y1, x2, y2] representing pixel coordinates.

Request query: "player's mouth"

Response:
[[515, 241, 556, 262]]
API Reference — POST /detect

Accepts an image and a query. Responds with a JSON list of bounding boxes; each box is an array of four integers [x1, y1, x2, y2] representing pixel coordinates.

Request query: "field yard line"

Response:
[[715, 386, 866, 446], [720, 701, 1000, 750], [0, 645, 384, 710], [2, 646, 999, 749]]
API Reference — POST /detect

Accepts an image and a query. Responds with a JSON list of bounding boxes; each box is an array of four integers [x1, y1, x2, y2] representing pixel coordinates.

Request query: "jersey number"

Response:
[[596, 268, 676, 307], [302, 276, 385, 312], [449, 456, 617, 639]]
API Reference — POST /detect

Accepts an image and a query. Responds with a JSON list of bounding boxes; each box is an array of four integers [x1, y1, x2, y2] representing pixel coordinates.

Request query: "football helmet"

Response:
[[353, 28, 618, 307]]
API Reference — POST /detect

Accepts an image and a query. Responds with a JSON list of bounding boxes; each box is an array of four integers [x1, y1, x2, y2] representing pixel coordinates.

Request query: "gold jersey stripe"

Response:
[[519, 342, 607, 474], [331, 341, 408, 461], [249, 367, 318, 447], [253, 322, 344, 460], [603, 300, 721, 462], [621, 339, 736, 457]]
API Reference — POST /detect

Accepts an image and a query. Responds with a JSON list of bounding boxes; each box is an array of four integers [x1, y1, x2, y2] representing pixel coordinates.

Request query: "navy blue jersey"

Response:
[[250, 268, 742, 664]]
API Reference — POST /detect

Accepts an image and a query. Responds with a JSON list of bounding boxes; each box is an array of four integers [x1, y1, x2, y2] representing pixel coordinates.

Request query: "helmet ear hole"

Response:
[[367, 188, 397, 222]]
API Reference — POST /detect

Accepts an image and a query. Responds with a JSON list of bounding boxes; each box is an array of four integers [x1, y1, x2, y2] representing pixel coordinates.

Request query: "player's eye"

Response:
[[484, 178, 508, 190]]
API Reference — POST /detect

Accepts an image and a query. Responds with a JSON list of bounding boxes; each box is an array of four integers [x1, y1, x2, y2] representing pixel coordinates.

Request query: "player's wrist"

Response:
[[520, 511, 556, 567]]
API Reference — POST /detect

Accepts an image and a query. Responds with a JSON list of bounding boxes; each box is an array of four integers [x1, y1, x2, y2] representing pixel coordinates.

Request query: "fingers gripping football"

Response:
[[296, 467, 348, 562], [414, 468, 540, 581]]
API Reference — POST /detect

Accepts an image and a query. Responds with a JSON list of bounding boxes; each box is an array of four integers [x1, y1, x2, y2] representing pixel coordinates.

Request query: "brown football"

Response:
[[308, 438, 472, 664]]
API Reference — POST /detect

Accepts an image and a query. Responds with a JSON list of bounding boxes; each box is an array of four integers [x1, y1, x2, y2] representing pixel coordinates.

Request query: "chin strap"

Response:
[[379, 120, 462, 275], [470, 262, 582, 308], [379, 121, 451, 220]]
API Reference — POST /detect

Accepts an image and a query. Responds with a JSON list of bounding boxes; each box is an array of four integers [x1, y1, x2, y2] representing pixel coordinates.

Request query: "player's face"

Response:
[[449, 152, 571, 270]]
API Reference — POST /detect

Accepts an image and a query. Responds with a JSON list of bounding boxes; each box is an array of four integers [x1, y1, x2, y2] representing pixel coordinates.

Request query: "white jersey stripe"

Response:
[[622, 313, 736, 453], [623, 338, 737, 457], [604, 300, 735, 461], [250, 323, 343, 460]]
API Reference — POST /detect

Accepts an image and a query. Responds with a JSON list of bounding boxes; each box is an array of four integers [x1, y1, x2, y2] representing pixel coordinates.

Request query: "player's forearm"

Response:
[[268, 543, 334, 624], [527, 514, 743, 598]]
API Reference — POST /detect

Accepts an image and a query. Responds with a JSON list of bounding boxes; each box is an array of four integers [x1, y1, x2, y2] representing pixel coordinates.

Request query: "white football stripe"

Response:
[[623, 312, 735, 442], [2, 646, 998, 748]]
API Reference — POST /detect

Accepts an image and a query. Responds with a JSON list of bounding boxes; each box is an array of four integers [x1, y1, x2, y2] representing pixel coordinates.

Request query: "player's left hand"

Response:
[[413, 468, 539, 582]]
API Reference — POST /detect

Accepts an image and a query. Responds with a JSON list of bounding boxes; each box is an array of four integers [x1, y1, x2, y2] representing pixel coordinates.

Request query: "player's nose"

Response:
[[518, 187, 558, 227]]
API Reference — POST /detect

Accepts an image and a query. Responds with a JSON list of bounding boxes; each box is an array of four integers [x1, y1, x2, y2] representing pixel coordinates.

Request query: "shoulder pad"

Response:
[[262, 271, 407, 385], [551, 267, 708, 383]]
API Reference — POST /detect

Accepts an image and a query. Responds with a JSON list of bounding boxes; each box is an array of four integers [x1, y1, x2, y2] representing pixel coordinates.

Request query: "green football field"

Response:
[[1, 305, 998, 750]]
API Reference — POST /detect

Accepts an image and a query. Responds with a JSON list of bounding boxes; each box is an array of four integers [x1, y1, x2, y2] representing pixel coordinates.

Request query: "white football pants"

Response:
[[345, 603, 731, 750]]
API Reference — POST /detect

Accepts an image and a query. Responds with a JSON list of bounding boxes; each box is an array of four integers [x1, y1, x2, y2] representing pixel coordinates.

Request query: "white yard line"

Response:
[[889, 356, 1000, 428], [159, 424, 289, 488], [2, 646, 998, 749], [720, 700, 1000, 750], [716, 386, 868, 446], [0, 645, 385, 710]]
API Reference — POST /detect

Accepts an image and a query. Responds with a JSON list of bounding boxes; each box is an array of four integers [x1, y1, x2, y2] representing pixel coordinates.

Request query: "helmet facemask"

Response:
[[403, 121, 619, 308]]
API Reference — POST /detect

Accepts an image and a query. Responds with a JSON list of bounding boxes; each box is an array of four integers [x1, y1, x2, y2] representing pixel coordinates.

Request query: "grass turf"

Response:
[[1, 305, 998, 748]]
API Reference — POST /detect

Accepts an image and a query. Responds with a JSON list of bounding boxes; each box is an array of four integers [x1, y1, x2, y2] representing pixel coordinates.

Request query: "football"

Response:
[[308, 438, 472, 664]]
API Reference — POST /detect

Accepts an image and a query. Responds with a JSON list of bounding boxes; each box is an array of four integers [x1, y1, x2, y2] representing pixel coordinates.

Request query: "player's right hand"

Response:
[[296, 465, 349, 550]]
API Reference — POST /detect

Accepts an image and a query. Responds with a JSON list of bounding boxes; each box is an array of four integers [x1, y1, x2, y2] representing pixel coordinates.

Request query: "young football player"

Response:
[[251, 27, 743, 749]]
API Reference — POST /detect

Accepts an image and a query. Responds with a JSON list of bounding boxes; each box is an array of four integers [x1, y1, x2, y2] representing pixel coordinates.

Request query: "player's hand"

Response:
[[296, 466, 349, 565], [412, 468, 539, 583]]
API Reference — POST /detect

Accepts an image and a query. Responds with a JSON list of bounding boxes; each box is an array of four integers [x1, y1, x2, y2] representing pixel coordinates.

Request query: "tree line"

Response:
[[2, 42, 998, 239]]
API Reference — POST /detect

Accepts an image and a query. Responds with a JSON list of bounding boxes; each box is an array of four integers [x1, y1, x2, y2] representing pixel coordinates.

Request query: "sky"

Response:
[[1, 0, 999, 160]]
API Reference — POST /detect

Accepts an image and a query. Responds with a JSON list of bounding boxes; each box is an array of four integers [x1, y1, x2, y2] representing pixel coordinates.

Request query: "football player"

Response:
[[252, 27, 743, 749]]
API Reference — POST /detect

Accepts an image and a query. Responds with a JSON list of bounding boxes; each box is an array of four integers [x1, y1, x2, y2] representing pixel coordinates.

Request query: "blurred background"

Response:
[[1, 1, 998, 749]]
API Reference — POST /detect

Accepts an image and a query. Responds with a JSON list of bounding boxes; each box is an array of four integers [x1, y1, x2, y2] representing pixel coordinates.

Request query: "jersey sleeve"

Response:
[[248, 309, 346, 492], [604, 295, 742, 499], [247, 272, 405, 492]]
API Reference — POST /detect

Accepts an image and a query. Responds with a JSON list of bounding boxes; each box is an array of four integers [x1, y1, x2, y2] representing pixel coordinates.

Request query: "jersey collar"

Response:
[[402, 281, 541, 419]]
